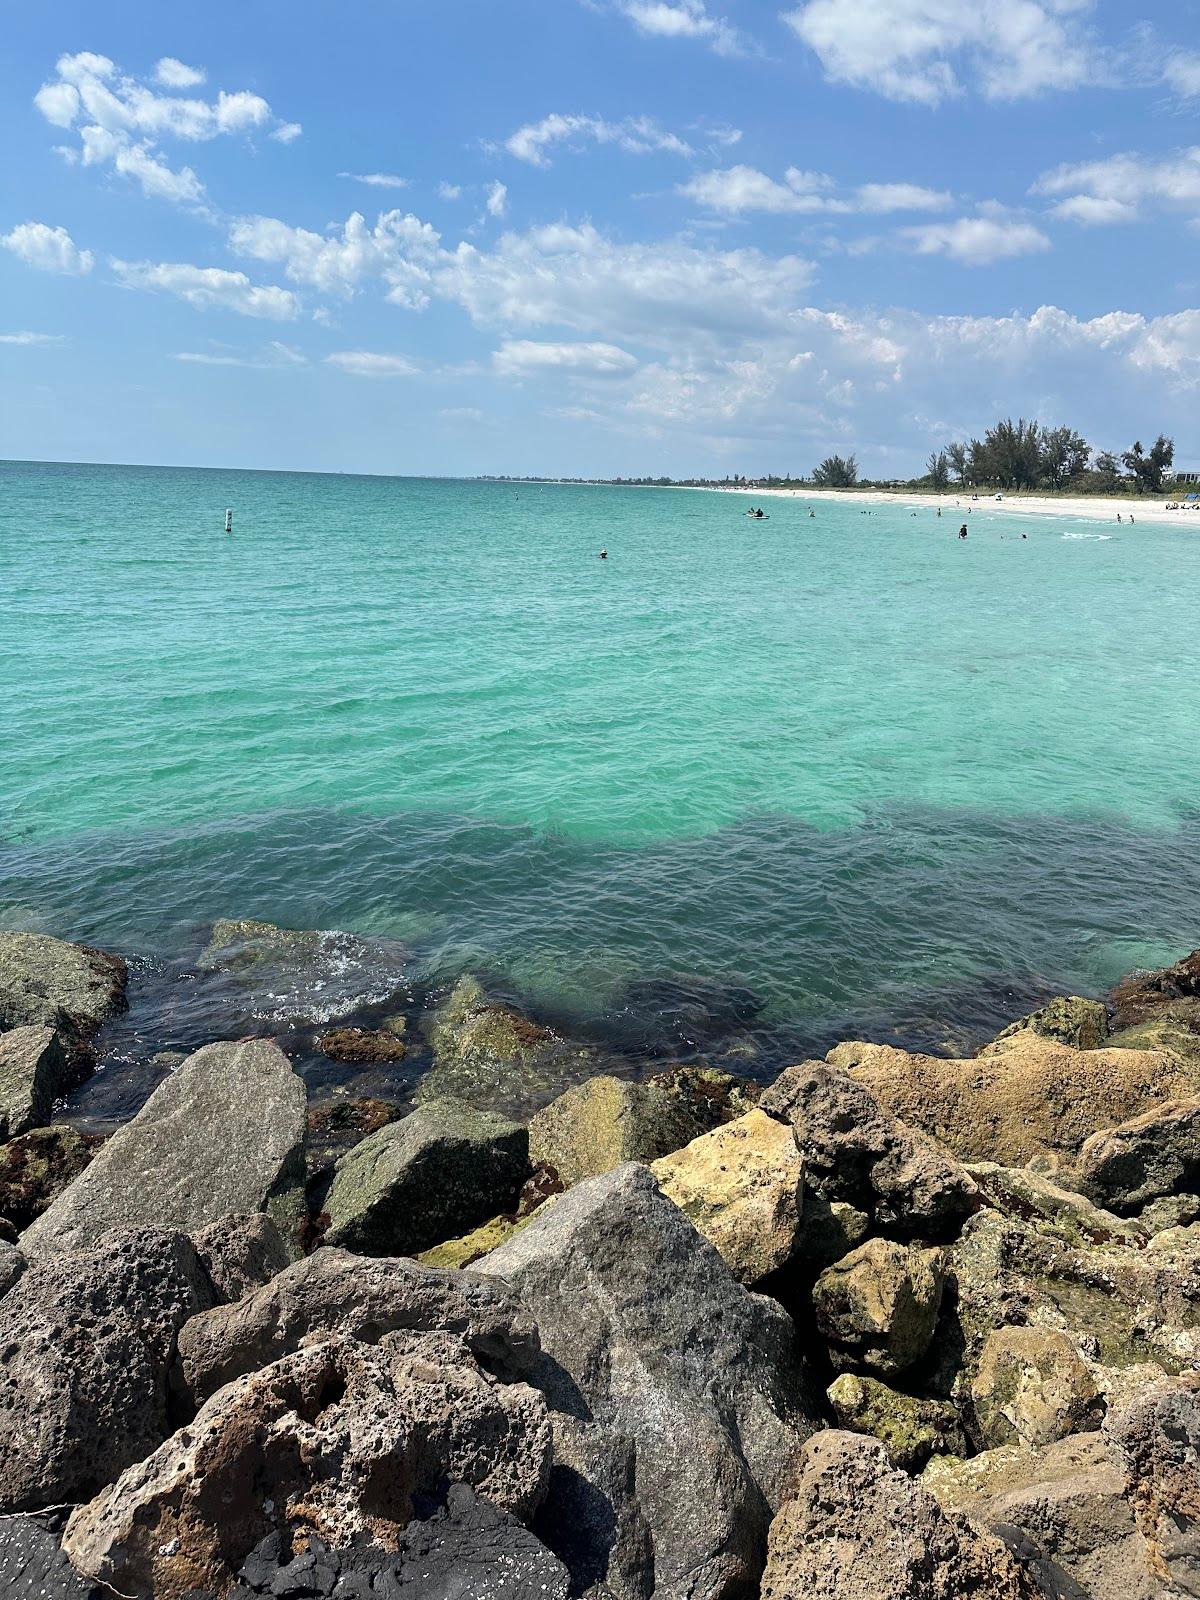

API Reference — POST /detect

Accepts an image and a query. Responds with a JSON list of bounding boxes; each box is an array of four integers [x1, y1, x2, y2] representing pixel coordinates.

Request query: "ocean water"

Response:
[[3, 459, 1199, 1121]]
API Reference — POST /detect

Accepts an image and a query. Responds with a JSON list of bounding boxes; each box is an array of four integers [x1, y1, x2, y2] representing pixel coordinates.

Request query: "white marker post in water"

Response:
[[224, 509, 233, 534]]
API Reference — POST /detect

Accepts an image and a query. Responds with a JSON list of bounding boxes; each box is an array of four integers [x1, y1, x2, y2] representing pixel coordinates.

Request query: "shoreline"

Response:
[[689, 483, 1200, 528]]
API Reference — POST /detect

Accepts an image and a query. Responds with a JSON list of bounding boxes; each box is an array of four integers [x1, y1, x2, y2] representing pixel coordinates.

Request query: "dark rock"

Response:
[[759, 1061, 977, 1239], [0, 1125, 104, 1234], [64, 1331, 552, 1597], [608, 971, 765, 1052], [196, 920, 411, 1028], [1077, 1098, 1200, 1215], [191, 1212, 292, 1303], [176, 1245, 540, 1406], [21, 1040, 307, 1260], [1106, 1372, 1200, 1595], [1109, 949, 1200, 1031], [0, 1027, 74, 1142], [0, 1514, 108, 1599], [477, 1162, 819, 1600], [0, 1226, 216, 1510], [305, 1096, 405, 1171], [0, 932, 127, 1053], [317, 1026, 408, 1065], [322, 1099, 529, 1256]]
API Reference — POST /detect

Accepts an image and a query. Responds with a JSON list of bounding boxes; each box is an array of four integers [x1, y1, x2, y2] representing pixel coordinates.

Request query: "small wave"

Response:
[[1061, 532, 1113, 541]]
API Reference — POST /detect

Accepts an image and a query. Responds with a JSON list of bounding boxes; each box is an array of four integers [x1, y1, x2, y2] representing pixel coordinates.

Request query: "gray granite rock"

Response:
[[0, 1026, 73, 1141], [190, 1211, 291, 1303], [21, 1040, 307, 1260], [0, 932, 127, 1044], [1078, 1098, 1200, 1216]]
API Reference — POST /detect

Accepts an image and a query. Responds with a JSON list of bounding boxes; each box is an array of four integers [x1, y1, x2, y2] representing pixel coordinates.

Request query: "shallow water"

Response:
[[2, 461, 1198, 1120]]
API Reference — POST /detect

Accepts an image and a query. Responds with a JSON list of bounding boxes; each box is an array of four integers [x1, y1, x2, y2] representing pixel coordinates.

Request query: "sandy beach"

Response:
[[697, 484, 1200, 527]]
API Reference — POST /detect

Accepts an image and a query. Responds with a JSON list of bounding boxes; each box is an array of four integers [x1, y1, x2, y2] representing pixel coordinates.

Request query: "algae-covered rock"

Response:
[[828, 1373, 967, 1471], [0, 1125, 104, 1235], [1077, 1098, 1200, 1216], [1109, 949, 1200, 1030], [814, 1238, 945, 1375], [650, 1108, 803, 1283], [966, 1162, 1144, 1248], [196, 919, 411, 1027], [20, 1040, 307, 1261], [0, 933, 127, 1048], [416, 1166, 564, 1270], [0, 1027, 75, 1142], [316, 1025, 408, 1064], [323, 1099, 529, 1256], [417, 976, 605, 1115], [831, 1034, 1199, 1167], [528, 1062, 758, 1187], [304, 1095, 404, 1170], [972, 1327, 1105, 1449], [982, 996, 1110, 1054], [1106, 1372, 1200, 1596]]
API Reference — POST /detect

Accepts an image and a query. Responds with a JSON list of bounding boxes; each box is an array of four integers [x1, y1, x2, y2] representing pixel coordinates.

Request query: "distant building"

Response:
[[1173, 470, 1200, 484]]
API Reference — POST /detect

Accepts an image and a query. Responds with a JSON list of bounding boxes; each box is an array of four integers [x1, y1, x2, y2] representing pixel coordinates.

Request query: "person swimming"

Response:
[[958, 524, 968, 538], [599, 548, 608, 559]]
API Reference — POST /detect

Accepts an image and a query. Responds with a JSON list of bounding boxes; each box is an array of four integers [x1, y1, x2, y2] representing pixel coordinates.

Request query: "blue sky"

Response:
[[2, 0, 1199, 477]]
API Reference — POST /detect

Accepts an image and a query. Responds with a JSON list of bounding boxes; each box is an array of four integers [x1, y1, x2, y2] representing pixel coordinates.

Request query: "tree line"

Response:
[[813, 422, 1177, 495]]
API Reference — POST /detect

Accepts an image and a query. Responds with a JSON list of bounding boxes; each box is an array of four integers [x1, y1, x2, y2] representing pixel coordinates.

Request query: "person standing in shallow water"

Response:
[[959, 525, 968, 538]]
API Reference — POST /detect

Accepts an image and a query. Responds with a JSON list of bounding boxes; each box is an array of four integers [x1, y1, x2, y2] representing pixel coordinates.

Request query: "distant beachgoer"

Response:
[[937, 508, 942, 517], [1022, 533, 1027, 539], [599, 548, 608, 559], [1130, 514, 1135, 524], [1117, 513, 1122, 523], [958, 524, 968, 539], [756, 508, 764, 519], [809, 509, 816, 518]]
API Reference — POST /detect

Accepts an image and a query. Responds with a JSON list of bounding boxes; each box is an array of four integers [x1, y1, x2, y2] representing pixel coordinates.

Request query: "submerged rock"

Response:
[[814, 1238, 946, 1376], [0, 932, 127, 1051], [21, 1040, 307, 1260], [1109, 949, 1200, 1030], [651, 1107, 803, 1284], [304, 1094, 404, 1170], [759, 1061, 976, 1239], [64, 1330, 552, 1598], [0, 1125, 104, 1235], [176, 1246, 539, 1406], [0, 1226, 216, 1511], [1077, 1098, 1200, 1215], [477, 1162, 819, 1600], [971, 1327, 1105, 1449], [528, 1063, 758, 1188], [322, 1098, 530, 1256], [316, 1024, 408, 1064], [981, 996, 1110, 1054], [760, 1431, 1049, 1600], [0, 1027, 74, 1142], [828, 1372, 968, 1471], [196, 918, 412, 1027], [830, 1034, 1199, 1167]]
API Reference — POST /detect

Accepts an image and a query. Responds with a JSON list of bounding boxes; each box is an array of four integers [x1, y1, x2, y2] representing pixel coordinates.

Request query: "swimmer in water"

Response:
[[599, 548, 608, 559], [958, 524, 968, 539]]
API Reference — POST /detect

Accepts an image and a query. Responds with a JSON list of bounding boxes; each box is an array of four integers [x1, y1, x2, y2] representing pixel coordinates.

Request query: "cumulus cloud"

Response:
[[783, 0, 1103, 105], [609, 0, 749, 58], [32, 49, 299, 205], [438, 182, 463, 200], [340, 171, 408, 188], [228, 210, 442, 308], [325, 350, 419, 376], [504, 113, 692, 167], [493, 339, 639, 376], [0, 331, 66, 345], [679, 166, 953, 216], [1033, 148, 1200, 224], [154, 57, 206, 89], [485, 180, 509, 218], [2, 221, 94, 275], [111, 259, 300, 318], [899, 215, 1051, 264], [855, 182, 953, 213]]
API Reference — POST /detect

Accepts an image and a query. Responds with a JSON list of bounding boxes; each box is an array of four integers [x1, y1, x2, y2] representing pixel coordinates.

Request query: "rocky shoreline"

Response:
[[2, 924, 1200, 1597]]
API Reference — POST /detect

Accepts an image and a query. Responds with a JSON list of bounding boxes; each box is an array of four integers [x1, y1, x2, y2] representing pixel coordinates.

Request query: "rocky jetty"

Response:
[[2, 929, 1200, 1597]]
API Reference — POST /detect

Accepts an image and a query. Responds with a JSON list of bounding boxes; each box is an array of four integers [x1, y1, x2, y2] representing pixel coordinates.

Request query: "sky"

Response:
[[2, 0, 1199, 479]]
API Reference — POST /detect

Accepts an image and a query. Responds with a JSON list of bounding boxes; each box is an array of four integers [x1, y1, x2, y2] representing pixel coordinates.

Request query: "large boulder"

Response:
[[971, 1327, 1105, 1449], [1106, 1373, 1200, 1595], [20, 1040, 307, 1260], [650, 1108, 803, 1283], [477, 1162, 819, 1600], [923, 1432, 1157, 1600], [828, 1373, 968, 1471], [1077, 1098, 1200, 1216], [64, 1330, 552, 1599], [966, 1162, 1145, 1249], [0, 1515, 107, 1599], [0, 1125, 104, 1235], [0, 932, 127, 1053], [829, 1035, 1199, 1167], [813, 1238, 945, 1376], [1109, 949, 1200, 1031], [176, 1245, 539, 1405], [417, 975, 605, 1115], [759, 1431, 1049, 1600], [322, 1099, 530, 1256], [0, 1227, 216, 1511], [982, 996, 1110, 1054], [759, 1062, 975, 1239], [528, 1065, 759, 1188], [190, 1212, 291, 1304], [0, 1027, 76, 1141]]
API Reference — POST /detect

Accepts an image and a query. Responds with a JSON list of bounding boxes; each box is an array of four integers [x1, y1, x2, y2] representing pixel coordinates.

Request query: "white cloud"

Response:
[[2, 221, 94, 275], [1034, 148, 1200, 223], [855, 182, 952, 213], [174, 340, 307, 367], [111, 259, 300, 318], [899, 215, 1051, 264], [611, 0, 748, 58], [440, 406, 487, 421], [438, 182, 463, 200], [270, 121, 303, 144], [504, 113, 692, 167], [228, 210, 442, 308], [493, 339, 639, 376], [0, 331, 66, 345], [679, 165, 840, 214], [783, 0, 1103, 105], [32, 49, 299, 205], [339, 171, 409, 188], [325, 350, 419, 377], [1163, 52, 1200, 97], [486, 180, 508, 218], [154, 58, 206, 89]]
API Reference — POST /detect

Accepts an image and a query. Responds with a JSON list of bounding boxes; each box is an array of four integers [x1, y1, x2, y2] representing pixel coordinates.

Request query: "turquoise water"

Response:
[[2, 460, 1199, 1108]]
